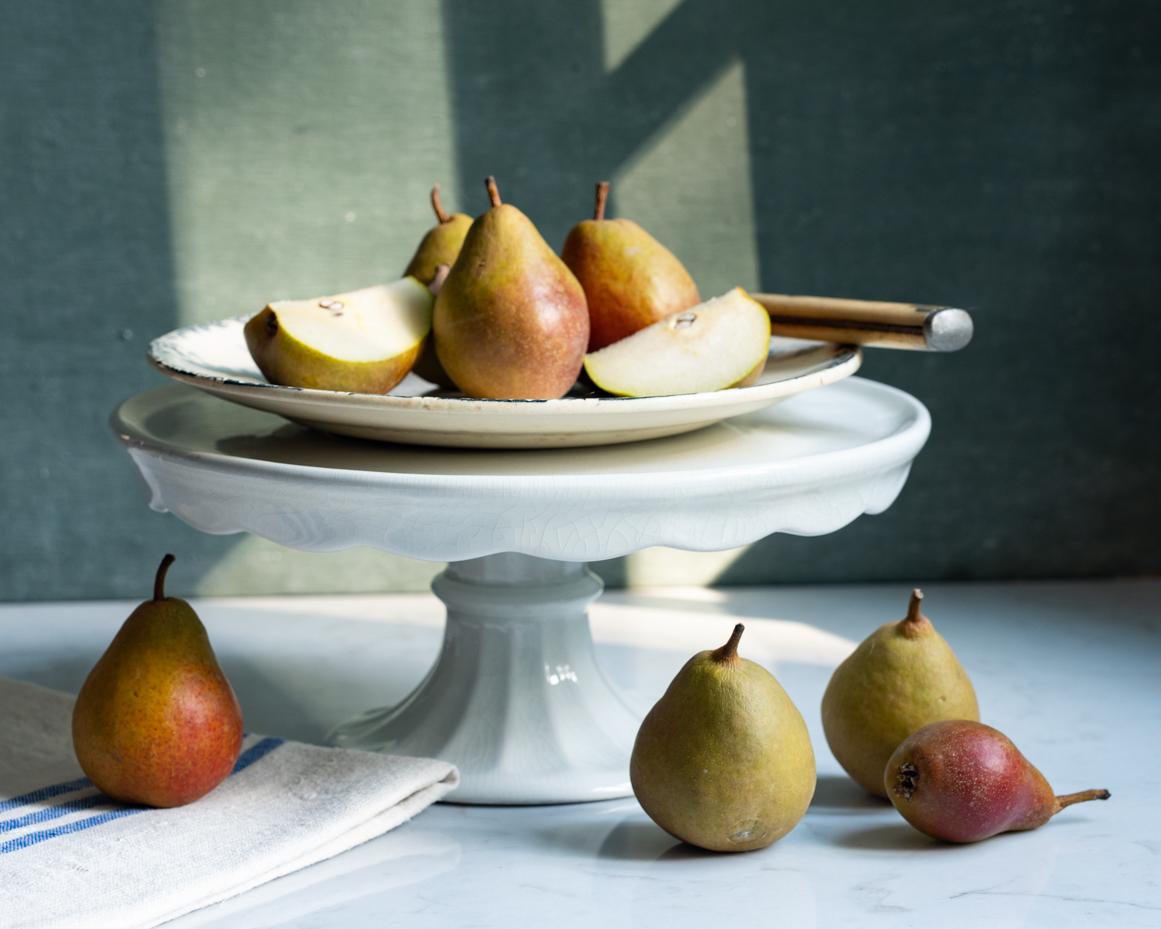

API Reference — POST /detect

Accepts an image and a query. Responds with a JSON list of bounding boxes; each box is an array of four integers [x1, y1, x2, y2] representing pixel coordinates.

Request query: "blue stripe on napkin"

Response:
[[0, 736, 285, 856], [0, 777, 92, 814], [0, 807, 142, 854]]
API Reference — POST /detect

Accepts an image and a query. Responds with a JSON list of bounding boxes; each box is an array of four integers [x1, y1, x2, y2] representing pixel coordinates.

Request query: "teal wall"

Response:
[[2, 1, 1159, 600]]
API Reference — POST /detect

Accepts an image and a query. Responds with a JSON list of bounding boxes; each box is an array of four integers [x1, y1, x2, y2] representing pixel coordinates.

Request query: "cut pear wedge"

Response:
[[583, 287, 772, 398], [244, 278, 433, 394]]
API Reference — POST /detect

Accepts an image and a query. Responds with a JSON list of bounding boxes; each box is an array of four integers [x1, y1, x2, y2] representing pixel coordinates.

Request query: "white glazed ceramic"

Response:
[[329, 556, 641, 804], [111, 378, 929, 803], [147, 316, 862, 448]]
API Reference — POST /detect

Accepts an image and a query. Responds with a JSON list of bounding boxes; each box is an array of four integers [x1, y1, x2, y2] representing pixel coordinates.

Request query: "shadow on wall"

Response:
[[447, 0, 1161, 584], [0, 0, 239, 601], [2, 0, 1159, 600]]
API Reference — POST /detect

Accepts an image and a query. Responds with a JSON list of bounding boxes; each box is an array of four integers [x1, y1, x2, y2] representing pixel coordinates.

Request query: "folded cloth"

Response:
[[0, 677, 459, 929]]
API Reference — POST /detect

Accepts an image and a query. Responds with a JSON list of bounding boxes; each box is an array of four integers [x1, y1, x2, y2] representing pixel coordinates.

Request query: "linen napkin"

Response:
[[0, 676, 459, 929]]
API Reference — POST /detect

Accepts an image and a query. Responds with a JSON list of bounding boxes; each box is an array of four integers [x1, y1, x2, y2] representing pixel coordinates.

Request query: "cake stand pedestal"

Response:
[[111, 376, 929, 804]]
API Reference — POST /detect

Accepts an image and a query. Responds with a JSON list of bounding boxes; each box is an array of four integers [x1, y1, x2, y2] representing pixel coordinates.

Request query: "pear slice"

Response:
[[244, 277, 433, 394], [583, 287, 771, 397]]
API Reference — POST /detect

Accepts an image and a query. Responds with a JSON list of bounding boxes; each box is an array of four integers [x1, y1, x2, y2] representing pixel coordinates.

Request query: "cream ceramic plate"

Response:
[[148, 316, 861, 448]]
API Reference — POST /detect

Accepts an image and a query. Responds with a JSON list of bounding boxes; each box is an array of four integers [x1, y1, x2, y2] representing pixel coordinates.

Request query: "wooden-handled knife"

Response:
[[752, 293, 974, 352]]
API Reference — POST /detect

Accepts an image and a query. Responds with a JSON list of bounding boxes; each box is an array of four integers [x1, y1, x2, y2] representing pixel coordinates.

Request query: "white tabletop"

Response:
[[2, 579, 1157, 928]]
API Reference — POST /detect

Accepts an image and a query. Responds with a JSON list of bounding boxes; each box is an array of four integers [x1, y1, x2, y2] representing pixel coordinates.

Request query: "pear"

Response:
[[244, 277, 433, 394], [821, 590, 979, 798], [562, 181, 701, 351], [403, 184, 472, 285], [887, 720, 1110, 842], [630, 624, 816, 852], [409, 264, 457, 389], [433, 176, 589, 399], [583, 287, 771, 397], [72, 555, 243, 808]]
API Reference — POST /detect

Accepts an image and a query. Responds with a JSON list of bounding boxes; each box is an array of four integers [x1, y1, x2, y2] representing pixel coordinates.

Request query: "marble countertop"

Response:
[[2, 579, 1158, 928]]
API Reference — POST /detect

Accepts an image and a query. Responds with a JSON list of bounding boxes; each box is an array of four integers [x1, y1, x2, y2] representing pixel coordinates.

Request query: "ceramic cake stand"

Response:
[[111, 377, 929, 804]]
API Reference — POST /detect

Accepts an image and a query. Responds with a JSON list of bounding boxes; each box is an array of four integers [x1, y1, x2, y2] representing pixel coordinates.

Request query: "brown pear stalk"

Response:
[[887, 720, 1110, 842]]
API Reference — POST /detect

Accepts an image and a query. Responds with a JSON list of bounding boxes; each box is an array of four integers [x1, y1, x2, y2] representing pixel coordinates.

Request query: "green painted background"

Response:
[[2, 0, 1159, 600]]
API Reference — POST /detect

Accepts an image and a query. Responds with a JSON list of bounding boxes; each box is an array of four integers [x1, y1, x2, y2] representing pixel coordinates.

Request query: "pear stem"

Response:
[[594, 181, 610, 221], [1054, 789, 1111, 812], [904, 588, 924, 624], [428, 263, 451, 296], [712, 623, 745, 665], [431, 184, 451, 224], [154, 554, 176, 601], [485, 176, 501, 207]]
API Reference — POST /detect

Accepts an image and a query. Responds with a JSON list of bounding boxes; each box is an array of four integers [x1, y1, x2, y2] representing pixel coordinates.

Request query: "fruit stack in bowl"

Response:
[[244, 177, 771, 401]]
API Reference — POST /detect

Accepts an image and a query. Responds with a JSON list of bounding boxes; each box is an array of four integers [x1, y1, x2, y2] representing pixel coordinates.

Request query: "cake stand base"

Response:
[[327, 553, 643, 805]]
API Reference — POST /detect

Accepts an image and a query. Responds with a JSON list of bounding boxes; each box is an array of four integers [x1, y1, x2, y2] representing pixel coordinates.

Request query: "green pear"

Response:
[[404, 184, 472, 285], [409, 264, 457, 389], [821, 590, 979, 798], [630, 624, 816, 852], [434, 177, 589, 399], [72, 555, 243, 808], [562, 181, 701, 351], [244, 277, 433, 394], [583, 287, 770, 397]]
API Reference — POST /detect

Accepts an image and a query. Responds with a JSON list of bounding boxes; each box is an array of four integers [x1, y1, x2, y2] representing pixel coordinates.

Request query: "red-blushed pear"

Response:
[[434, 176, 589, 399], [631, 624, 816, 852], [887, 720, 1110, 842], [404, 184, 472, 286], [562, 181, 701, 352], [583, 287, 770, 397], [244, 278, 433, 394], [72, 555, 243, 808]]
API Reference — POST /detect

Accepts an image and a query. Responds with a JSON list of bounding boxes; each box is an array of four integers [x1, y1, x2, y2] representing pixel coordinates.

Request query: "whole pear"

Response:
[[821, 590, 978, 798], [434, 177, 589, 399], [562, 181, 700, 352], [631, 625, 816, 852], [72, 555, 243, 808], [409, 264, 458, 389], [406, 188, 469, 390], [887, 720, 1110, 842], [404, 184, 472, 285]]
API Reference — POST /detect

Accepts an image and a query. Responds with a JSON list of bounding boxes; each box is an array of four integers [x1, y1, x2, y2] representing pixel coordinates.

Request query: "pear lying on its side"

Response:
[[631, 624, 816, 852], [821, 590, 979, 798], [72, 555, 243, 808], [562, 181, 701, 352], [583, 287, 770, 397], [887, 720, 1110, 842], [244, 277, 433, 394]]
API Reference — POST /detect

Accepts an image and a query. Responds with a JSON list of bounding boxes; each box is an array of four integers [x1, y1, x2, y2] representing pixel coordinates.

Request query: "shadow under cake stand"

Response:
[[111, 376, 929, 804]]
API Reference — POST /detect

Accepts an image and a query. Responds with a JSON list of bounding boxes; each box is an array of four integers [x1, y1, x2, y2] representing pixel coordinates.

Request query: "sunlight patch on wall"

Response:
[[600, 0, 685, 72], [624, 545, 753, 588], [154, 0, 459, 325], [612, 58, 760, 302], [195, 535, 444, 597]]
